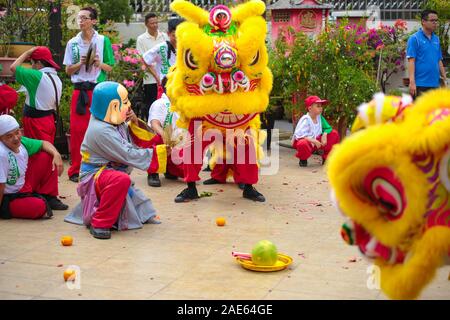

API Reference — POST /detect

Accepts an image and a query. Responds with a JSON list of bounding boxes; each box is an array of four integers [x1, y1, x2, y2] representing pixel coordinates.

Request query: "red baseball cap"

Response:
[[30, 46, 60, 70], [0, 84, 18, 114], [305, 95, 329, 109]]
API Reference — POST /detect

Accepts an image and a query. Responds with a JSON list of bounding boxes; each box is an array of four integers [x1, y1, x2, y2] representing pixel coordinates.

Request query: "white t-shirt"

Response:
[[148, 93, 179, 130], [136, 30, 168, 85], [293, 113, 322, 140], [15, 67, 62, 111], [0, 137, 42, 194], [63, 31, 107, 83], [142, 42, 176, 82]]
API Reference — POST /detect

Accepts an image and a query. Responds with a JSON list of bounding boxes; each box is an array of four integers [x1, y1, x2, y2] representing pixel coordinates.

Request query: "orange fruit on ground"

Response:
[[216, 217, 226, 226], [63, 269, 76, 282], [60, 236, 73, 246]]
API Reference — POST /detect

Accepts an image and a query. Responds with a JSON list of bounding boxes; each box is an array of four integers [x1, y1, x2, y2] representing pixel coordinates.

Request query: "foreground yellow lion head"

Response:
[[328, 89, 450, 299], [167, 0, 272, 128]]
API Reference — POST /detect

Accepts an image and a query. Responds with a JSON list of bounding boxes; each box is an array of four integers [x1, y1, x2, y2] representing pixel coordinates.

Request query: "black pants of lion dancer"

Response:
[[182, 120, 258, 184]]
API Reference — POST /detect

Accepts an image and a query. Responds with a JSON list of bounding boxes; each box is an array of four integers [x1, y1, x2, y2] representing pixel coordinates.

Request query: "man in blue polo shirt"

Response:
[[407, 9, 447, 98]]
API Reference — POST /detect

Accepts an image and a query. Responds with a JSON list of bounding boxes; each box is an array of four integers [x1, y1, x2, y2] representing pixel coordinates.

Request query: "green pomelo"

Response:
[[251, 240, 278, 266]]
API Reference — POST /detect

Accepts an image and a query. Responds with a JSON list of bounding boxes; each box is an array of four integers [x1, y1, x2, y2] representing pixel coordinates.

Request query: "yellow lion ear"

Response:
[[170, 0, 209, 26], [231, 0, 266, 23], [403, 89, 450, 155]]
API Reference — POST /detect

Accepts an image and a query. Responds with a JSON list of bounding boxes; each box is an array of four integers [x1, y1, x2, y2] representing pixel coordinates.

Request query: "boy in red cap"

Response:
[[292, 95, 340, 167], [10, 46, 62, 143], [10, 46, 68, 210]]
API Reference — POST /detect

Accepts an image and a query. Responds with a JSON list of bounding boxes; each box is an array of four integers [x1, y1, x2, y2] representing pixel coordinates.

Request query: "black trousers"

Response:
[[415, 86, 438, 100], [141, 83, 158, 121], [260, 112, 275, 150]]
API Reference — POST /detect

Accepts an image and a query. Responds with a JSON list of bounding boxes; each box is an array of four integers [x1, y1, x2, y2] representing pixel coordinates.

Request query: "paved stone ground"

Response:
[[0, 128, 448, 300]]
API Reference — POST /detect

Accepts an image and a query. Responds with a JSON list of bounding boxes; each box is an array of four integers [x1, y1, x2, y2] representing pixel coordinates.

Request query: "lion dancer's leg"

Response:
[[203, 141, 230, 185], [204, 139, 245, 190], [232, 128, 265, 202], [174, 119, 210, 202]]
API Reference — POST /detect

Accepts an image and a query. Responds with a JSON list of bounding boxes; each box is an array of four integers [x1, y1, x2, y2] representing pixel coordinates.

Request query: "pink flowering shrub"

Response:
[[109, 43, 145, 96], [270, 19, 409, 136]]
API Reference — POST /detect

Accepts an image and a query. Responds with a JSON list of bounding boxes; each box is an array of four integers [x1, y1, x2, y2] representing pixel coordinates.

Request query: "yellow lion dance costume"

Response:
[[167, 0, 272, 203], [328, 89, 450, 299]]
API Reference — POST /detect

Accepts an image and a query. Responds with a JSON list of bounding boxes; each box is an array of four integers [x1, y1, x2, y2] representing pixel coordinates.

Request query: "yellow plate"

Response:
[[236, 253, 293, 272]]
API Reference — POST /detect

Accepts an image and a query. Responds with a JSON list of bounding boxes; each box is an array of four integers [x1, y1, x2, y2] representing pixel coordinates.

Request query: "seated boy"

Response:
[[64, 81, 167, 239], [0, 115, 67, 219], [292, 96, 340, 167]]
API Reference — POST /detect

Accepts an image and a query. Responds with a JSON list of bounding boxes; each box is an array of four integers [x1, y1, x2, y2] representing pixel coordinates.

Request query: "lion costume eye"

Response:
[[249, 50, 259, 66], [363, 168, 406, 221], [184, 49, 198, 70]]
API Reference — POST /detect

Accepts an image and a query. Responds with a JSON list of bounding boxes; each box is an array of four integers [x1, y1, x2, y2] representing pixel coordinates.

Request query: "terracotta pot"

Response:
[[8, 42, 35, 58], [0, 42, 35, 58], [0, 57, 16, 77]]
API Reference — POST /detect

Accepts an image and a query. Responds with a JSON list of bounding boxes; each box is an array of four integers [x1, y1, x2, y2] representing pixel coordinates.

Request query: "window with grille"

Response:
[[273, 11, 290, 23], [333, 0, 425, 18], [333, 0, 421, 10]]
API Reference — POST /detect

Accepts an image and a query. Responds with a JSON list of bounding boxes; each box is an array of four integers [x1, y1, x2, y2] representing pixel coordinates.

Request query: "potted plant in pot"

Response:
[[0, 1, 50, 57], [0, 4, 16, 77], [0, 1, 50, 77]]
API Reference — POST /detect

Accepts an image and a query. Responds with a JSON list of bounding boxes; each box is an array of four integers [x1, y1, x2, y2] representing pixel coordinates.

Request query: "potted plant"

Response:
[[0, 4, 15, 77], [0, 1, 51, 77], [0, 1, 50, 57]]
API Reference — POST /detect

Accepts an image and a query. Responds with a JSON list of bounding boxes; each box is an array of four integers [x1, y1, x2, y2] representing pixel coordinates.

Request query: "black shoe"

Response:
[[69, 174, 79, 183], [174, 187, 199, 203], [203, 178, 222, 185], [243, 186, 266, 202], [203, 165, 211, 172], [299, 160, 308, 167], [90, 226, 111, 239], [164, 172, 178, 180], [46, 196, 69, 210], [147, 173, 161, 187], [238, 183, 245, 190]]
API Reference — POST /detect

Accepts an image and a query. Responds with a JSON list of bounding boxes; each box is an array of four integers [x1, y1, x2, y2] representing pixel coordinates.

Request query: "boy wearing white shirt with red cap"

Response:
[[292, 95, 340, 167], [10, 46, 62, 143]]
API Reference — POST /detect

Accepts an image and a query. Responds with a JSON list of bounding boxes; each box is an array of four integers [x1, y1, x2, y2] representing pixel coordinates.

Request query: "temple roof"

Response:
[[268, 0, 333, 10]]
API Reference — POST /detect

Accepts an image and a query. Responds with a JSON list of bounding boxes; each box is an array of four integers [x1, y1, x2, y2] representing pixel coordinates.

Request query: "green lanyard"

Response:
[[163, 102, 173, 128], [6, 152, 19, 186]]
